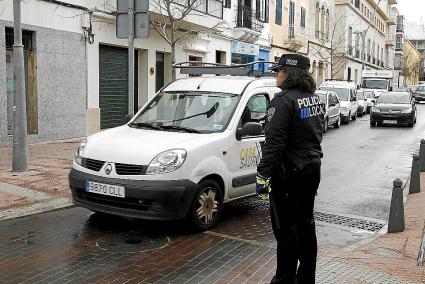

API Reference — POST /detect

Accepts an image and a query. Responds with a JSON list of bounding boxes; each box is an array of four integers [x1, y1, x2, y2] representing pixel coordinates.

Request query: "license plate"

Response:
[[85, 181, 125, 198], [383, 120, 397, 124]]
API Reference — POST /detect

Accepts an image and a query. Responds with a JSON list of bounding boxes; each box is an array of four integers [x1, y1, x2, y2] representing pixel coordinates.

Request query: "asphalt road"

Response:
[[317, 103, 425, 221]]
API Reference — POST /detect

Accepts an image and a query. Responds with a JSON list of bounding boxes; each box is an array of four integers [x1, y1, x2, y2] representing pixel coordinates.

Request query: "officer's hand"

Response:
[[256, 175, 271, 200]]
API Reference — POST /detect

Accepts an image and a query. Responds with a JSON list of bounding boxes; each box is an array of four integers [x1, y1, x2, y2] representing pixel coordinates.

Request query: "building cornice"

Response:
[[335, 0, 388, 37]]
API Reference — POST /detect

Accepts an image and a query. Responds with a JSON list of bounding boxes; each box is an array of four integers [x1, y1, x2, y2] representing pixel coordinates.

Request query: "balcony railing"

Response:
[[288, 25, 295, 39], [236, 6, 263, 33]]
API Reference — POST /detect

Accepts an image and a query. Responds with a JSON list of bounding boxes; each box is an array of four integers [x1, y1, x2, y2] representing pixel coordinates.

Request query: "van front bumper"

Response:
[[69, 168, 197, 220]]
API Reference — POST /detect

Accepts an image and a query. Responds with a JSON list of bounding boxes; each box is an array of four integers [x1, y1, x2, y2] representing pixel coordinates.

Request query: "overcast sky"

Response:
[[396, 0, 425, 24]]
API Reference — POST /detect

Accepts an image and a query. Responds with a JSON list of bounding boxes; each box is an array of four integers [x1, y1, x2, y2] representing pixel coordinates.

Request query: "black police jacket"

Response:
[[257, 88, 325, 181]]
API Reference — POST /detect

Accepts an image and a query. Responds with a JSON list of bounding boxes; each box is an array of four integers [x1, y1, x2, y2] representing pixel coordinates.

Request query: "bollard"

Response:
[[388, 178, 405, 233], [409, 155, 421, 194], [420, 139, 425, 172]]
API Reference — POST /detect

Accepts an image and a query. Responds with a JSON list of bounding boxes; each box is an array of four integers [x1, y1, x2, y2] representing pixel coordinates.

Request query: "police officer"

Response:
[[256, 54, 325, 284]]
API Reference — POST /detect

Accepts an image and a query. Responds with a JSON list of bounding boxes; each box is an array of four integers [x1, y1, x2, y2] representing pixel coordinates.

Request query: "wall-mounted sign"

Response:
[[231, 41, 259, 56]]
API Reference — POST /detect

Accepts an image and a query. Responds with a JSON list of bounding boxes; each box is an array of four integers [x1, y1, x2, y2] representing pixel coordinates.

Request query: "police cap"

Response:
[[270, 54, 311, 72]]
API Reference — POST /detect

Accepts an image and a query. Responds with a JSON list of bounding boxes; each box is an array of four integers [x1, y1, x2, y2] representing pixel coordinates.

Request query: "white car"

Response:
[[315, 90, 341, 132], [356, 90, 367, 117], [69, 75, 280, 230], [363, 90, 376, 113], [319, 80, 359, 124]]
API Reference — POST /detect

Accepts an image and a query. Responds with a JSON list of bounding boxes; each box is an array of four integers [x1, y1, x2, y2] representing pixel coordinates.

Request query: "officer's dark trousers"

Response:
[[269, 163, 321, 284]]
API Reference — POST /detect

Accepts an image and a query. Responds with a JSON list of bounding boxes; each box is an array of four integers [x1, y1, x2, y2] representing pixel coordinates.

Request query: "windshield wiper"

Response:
[[160, 125, 201, 133], [129, 122, 162, 130]]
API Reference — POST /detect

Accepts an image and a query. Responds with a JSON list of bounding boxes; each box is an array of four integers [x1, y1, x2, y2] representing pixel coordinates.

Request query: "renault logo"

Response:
[[105, 163, 113, 175], [389, 110, 392, 113]]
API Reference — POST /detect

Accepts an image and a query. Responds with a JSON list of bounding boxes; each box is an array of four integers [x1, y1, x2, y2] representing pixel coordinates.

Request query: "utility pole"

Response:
[[128, 0, 135, 115], [12, 0, 28, 172]]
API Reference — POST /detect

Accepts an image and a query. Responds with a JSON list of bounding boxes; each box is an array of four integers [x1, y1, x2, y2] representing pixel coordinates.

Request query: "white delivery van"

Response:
[[69, 63, 281, 230], [360, 70, 393, 98], [319, 80, 359, 123]]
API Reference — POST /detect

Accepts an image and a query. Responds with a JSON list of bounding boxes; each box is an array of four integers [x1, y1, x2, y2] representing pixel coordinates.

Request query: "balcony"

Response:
[[386, 35, 395, 47], [387, 17, 396, 26], [283, 25, 305, 51], [234, 6, 263, 42]]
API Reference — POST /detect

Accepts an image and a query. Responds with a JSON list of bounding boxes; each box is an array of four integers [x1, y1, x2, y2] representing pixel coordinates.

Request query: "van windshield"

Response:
[[319, 87, 349, 101], [131, 92, 241, 133], [362, 79, 388, 89]]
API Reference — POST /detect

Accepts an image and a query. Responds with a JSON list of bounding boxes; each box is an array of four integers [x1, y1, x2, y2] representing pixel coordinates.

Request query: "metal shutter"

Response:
[[99, 45, 138, 129]]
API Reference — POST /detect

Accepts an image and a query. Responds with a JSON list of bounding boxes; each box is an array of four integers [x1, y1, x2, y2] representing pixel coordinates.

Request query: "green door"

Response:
[[99, 45, 138, 129]]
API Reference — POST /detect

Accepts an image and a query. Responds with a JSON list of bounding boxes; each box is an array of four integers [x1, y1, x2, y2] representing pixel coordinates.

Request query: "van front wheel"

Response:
[[188, 180, 223, 231]]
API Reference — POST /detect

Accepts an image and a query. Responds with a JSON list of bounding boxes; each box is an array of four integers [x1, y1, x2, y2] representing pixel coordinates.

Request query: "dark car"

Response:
[[414, 85, 425, 103], [370, 92, 417, 127]]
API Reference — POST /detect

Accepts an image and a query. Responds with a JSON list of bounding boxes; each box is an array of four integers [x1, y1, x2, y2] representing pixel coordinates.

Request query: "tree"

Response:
[[310, 9, 364, 80], [149, 0, 224, 80]]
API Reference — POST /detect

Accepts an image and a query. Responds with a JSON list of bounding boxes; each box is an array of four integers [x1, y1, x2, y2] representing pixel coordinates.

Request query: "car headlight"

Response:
[[401, 108, 412, 114], [372, 107, 380, 113], [146, 149, 187, 175], [74, 138, 87, 165]]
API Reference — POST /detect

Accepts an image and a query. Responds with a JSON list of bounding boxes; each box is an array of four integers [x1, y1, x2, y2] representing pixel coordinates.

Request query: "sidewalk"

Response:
[[0, 139, 79, 220], [314, 174, 425, 283], [0, 139, 425, 283]]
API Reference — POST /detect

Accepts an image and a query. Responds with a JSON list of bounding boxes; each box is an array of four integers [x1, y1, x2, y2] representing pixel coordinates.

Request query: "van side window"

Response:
[[238, 94, 269, 133]]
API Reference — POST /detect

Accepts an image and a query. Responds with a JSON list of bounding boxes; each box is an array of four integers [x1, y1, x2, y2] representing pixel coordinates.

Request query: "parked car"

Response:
[[413, 85, 425, 103], [363, 91, 376, 113], [69, 70, 282, 231], [370, 92, 417, 127], [356, 90, 367, 116], [319, 80, 358, 124], [315, 90, 341, 132]]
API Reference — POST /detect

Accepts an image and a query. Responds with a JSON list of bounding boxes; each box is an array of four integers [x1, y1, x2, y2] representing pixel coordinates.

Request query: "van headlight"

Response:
[[74, 138, 87, 166], [372, 107, 380, 113], [401, 108, 412, 114], [146, 149, 187, 175]]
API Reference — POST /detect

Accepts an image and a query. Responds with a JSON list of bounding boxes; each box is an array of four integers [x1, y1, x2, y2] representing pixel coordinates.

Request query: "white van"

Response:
[[319, 80, 359, 124], [69, 67, 280, 230]]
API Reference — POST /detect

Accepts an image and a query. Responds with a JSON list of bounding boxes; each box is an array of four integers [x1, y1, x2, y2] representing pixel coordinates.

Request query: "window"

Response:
[[300, 6, 306, 29], [355, 0, 360, 8], [275, 0, 282, 25], [208, 0, 223, 18], [224, 0, 231, 8], [239, 94, 269, 131], [188, 55, 203, 77], [396, 35, 403, 49], [326, 9, 330, 40], [320, 6, 325, 38], [315, 3, 320, 38], [256, 0, 269, 23], [288, 1, 295, 39], [348, 27, 353, 55], [355, 33, 360, 57]]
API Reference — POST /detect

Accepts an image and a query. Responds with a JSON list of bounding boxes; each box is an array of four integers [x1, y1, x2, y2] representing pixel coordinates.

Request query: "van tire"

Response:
[[188, 180, 223, 231]]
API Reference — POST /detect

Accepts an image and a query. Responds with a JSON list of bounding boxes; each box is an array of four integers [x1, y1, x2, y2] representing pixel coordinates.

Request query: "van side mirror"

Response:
[[236, 122, 263, 140], [389, 86, 393, 91], [124, 114, 134, 124]]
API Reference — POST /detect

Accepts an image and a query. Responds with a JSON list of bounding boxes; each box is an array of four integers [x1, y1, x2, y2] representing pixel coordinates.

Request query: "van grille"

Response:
[[115, 163, 147, 175], [82, 158, 105, 172]]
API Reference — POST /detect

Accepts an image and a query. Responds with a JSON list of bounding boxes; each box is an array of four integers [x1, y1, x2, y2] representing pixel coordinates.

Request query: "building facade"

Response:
[[333, 0, 397, 85], [405, 21, 425, 82], [402, 38, 422, 86], [0, 0, 87, 146], [394, 14, 405, 86]]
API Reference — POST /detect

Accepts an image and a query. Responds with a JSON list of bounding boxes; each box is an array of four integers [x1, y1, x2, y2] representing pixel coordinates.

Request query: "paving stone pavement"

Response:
[[0, 139, 425, 283]]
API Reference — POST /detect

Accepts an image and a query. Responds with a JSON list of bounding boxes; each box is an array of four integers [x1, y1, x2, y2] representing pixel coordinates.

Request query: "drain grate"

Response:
[[228, 197, 385, 232], [314, 212, 385, 232], [97, 232, 169, 253]]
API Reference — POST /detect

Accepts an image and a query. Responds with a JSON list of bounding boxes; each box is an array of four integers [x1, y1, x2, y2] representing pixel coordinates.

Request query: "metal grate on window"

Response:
[[5, 27, 34, 51]]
